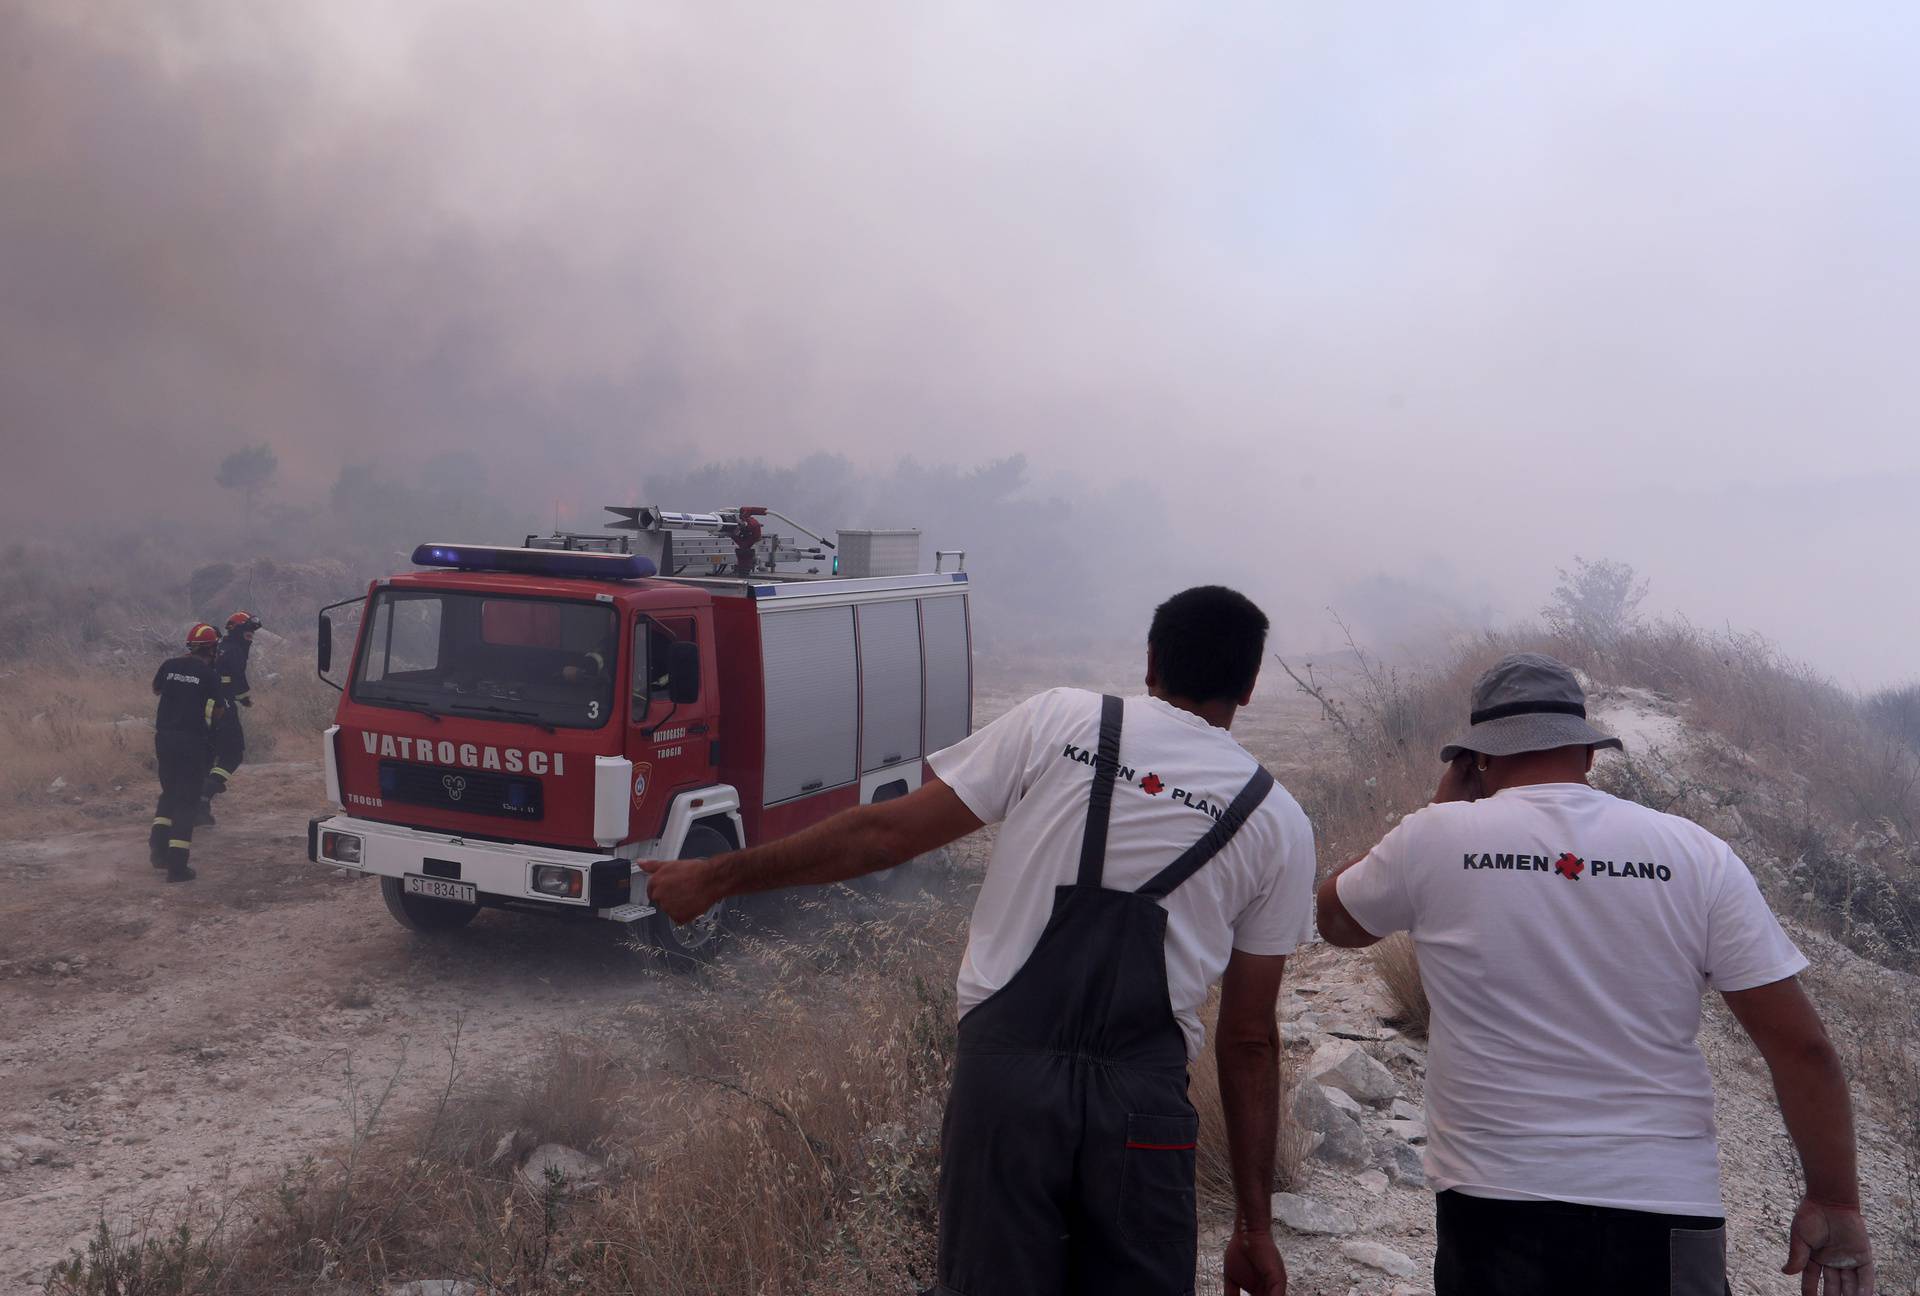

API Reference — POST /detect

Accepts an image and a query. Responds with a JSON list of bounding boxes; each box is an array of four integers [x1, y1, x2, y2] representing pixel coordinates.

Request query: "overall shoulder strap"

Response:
[[1135, 764, 1275, 900], [1076, 694, 1126, 888]]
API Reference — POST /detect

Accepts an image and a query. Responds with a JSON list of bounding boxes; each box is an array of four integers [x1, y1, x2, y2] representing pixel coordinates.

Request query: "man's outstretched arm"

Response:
[[1216, 948, 1290, 1296], [1720, 976, 1875, 1296], [639, 777, 984, 923]]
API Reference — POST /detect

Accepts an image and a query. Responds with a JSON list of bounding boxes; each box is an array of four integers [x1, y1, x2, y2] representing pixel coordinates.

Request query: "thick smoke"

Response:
[[3, 2, 1918, 680]]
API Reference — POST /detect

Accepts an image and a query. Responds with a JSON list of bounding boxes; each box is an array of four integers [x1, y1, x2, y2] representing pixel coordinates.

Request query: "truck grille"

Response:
[[377, 760, 544, 821]]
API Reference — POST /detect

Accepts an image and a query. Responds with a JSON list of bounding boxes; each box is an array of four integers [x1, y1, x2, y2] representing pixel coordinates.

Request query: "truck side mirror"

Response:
[[667, 640, 701, 704], [316, 594, 365, 692]]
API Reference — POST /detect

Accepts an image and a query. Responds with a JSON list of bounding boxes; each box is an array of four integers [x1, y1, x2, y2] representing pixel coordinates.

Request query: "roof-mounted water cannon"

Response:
[[601, 505, 837, 577]]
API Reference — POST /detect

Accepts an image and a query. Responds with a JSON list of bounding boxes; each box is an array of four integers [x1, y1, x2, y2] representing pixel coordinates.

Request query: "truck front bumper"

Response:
[[306, 813, 652, 921]]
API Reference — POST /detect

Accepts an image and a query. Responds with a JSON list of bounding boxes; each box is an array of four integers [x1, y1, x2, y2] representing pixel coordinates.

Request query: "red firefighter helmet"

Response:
[[186, 622, 220, 650], [226, 610, 261, 633]]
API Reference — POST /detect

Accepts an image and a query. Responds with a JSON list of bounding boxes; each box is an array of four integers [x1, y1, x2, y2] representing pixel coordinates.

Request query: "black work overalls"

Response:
[[936, 695, 1274, 1296]]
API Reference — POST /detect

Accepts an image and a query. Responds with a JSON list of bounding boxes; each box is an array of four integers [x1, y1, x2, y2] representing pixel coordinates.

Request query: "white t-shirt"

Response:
[[928, 688, 1316, 1061], [1336, 781, 1807, 1215]]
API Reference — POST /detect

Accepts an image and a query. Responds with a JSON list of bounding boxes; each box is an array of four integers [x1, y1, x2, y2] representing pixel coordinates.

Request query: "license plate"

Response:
[[404, 874, 476, 904]]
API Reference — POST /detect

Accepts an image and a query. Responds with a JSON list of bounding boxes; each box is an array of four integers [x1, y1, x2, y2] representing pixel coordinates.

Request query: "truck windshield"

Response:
[[351, 590, 618, 730]]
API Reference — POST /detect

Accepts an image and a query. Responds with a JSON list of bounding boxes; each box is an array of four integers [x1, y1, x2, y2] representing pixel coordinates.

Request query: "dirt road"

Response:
[[0, 760, 712, 1291]]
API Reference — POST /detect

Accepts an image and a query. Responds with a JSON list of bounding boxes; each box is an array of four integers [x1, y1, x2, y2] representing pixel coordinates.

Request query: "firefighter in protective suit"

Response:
[[151, 624, 225, 882], [199, 611, 260, 823]]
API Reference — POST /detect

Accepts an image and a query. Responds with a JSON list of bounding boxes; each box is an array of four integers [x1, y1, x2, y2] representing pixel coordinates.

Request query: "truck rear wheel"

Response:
[[646, 824, 731, 964], [380, 876, 480, 932]]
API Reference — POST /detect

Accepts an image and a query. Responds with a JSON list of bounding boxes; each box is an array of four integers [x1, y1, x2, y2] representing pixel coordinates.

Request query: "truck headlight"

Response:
[[531, 865, 583, 899], [321, 831, 363, 864]]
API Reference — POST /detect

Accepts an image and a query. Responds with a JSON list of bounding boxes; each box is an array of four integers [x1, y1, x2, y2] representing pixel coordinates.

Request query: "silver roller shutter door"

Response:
[[760, 606, 859, 804], [921, 595, 972, 754], [859, 600, 923, 771]]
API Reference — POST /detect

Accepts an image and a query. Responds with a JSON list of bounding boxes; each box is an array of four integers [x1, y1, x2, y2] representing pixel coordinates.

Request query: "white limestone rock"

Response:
[[1290, 1082, 1370, 1165], [1271, 1191, 1360, 1235], [519, 1143, 606, 1192], [1320, 1084, 1366, 1118], [1305, 1039, 1401, 1106], [1377, 1138, 1427, 1187], [1384, 1118, 1428, 1144], [1341, 1240, 1419, 1279]]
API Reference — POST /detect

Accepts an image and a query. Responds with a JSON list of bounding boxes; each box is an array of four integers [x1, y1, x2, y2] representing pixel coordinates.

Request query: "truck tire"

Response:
[[380, 876, 480, 932], [646, 824, 731, 964]]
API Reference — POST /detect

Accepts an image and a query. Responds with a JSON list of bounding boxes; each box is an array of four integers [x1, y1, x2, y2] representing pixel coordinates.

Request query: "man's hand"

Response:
[[637, 856, 723, 924], [637, 779, 983, 925], [1433, 753, 1483, 803], [1783, 1196, 1874, 1296], [1222, 1225, 1287, 1296]]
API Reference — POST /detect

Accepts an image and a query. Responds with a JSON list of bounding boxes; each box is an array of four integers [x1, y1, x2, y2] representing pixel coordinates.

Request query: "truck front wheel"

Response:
[[380, 876, 480, 932], [646, 824, 731, 964]]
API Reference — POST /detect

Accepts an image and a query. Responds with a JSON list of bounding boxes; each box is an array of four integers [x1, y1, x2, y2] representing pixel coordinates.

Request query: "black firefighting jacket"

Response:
[[215, 634, 254, 706], [152, 655, 223, 735]]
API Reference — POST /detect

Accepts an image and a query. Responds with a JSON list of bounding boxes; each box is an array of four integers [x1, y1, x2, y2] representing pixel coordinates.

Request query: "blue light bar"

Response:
[[410, 544, 657, 580]]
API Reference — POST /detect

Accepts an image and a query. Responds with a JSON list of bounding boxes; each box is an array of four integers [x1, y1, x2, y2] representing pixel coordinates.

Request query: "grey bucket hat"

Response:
[[1439, 652, 1625, 762]]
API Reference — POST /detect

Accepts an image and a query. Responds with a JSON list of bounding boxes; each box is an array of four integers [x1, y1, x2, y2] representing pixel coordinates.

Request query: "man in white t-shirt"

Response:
[[643, 586, 1316, 1295], [1316, 652, 1875, 1296]]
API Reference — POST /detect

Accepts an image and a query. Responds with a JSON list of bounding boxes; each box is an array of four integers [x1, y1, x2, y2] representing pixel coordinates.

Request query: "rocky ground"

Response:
[[1202, 937, 1919, 1296]]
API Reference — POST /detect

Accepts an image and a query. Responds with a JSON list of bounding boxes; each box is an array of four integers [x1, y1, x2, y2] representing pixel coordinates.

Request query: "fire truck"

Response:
[[307, 507, 971, 959]]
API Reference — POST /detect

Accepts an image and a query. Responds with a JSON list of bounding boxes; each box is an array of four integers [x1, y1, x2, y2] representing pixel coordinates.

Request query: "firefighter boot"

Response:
[[164, 841, 196, 883], [203, 767, 232, 802], [149, 819, 171, 868]]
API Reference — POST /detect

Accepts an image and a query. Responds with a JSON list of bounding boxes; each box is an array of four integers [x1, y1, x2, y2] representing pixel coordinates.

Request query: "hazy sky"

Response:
[[3, 1, 1916, 683]]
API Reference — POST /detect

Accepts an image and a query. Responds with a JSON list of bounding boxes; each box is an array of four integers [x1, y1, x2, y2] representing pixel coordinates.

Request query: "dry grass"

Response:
[[1368, 934, 1429, 1039], [44, 894, 1317, 1296], [0, 670, 163, 827], [50, 914, 961, 1296], [0, 664, 335, 833]]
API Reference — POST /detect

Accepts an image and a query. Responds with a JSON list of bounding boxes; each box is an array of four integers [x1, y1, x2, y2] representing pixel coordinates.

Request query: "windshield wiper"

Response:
[[446, 701, 557, 733], [368, 696, 441, 722]]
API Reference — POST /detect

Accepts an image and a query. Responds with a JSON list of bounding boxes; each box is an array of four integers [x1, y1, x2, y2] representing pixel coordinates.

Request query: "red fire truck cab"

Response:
[[307, 515, 971, 959]]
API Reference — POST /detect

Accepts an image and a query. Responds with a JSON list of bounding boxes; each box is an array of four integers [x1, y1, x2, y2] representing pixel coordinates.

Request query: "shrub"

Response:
[[1867, 683, 1920, 754], [45, 1221, 219, 1296], [1368, 934, 1429, 1039], [1542, 556, 1648, 655]]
